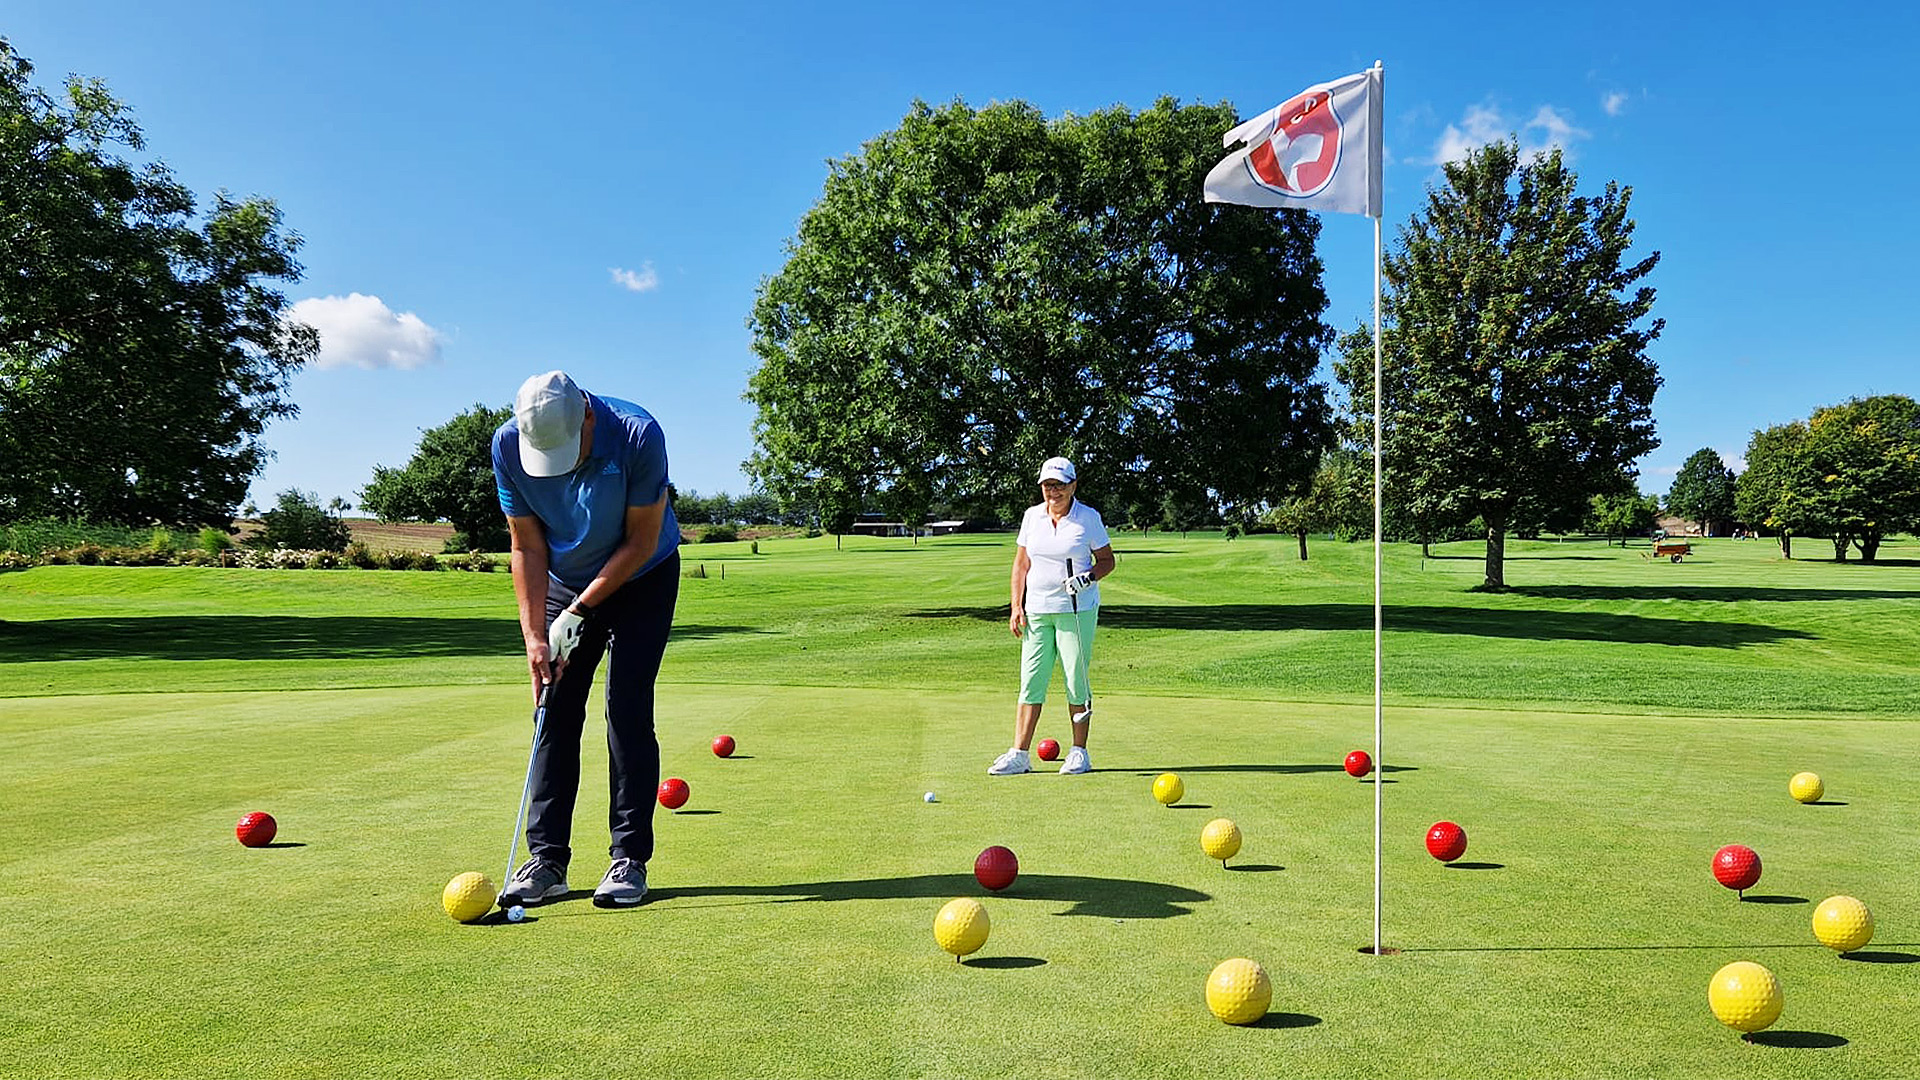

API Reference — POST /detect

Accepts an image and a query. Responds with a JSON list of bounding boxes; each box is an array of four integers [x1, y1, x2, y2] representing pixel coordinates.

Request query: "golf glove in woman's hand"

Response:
[[1065, 570, 1097, 595], [549, 607, 589, 666]]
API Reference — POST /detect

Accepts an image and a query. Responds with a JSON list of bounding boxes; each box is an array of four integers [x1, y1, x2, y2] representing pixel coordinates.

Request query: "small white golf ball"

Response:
[[506, 905, 525, 922], [923, 792, 937, 803]]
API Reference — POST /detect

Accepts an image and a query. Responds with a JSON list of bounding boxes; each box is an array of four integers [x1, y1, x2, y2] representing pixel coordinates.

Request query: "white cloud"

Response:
[[1718, 448, 1747, 473], [1430, 101, 1590, 165], [288, 293, 442, 370], [1602, 91, 1629, 117], [610, 263, 659, 293]]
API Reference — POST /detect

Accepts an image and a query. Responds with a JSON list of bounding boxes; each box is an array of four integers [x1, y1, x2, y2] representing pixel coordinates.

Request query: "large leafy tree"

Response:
[[0, 40, 316, 526], [1803, 394, 1920, 563], [359, 404, 512, 552], [1336, 141, 1662, 588], [1735, 421, 1818, 558], [1665, 447, 1736, 536], [745, 98, 1334, 528]]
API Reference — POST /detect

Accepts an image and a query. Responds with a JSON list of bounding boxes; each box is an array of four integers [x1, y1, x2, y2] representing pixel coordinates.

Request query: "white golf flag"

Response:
[[1204, 68, 1382, 218]]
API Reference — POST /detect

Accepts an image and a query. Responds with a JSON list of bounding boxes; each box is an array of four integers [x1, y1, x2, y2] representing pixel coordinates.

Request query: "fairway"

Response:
[[2, 534, 1916, 1078]]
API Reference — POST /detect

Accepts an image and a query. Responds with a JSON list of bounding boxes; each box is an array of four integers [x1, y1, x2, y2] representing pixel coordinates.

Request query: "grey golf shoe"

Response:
[[500, 857, 568, 906], [594, 858, 648, 907]]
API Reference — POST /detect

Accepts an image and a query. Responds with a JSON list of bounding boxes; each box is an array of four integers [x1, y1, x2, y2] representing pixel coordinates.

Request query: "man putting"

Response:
[[492, 370, 681, 908]]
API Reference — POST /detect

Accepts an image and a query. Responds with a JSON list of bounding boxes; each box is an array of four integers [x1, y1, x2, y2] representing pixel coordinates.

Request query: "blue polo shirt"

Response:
[[492, 393, 680, 592]]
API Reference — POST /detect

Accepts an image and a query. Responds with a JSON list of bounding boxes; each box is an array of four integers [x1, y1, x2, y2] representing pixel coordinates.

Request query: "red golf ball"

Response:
[[1036, 739, 1060, 762], [974, 845, 1019, 891], [657, 777, 690, 810], [1712, 844, 1762, 892], [1344, 750, 1373, 778], [235, 811, 277, 848], [711, 735, 736, 758], [1426, 821, 1467, 863]]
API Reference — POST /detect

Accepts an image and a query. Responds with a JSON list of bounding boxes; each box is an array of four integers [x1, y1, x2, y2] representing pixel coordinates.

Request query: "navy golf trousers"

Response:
[[526, 552, 679, 869]]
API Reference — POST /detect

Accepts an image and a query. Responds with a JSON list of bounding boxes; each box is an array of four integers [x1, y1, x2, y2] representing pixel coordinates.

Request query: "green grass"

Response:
[[1, 535, 1916, 1078]]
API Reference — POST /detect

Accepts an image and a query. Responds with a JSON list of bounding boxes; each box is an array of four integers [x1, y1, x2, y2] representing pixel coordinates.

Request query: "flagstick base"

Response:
[[1356, 946, 1401, 956]]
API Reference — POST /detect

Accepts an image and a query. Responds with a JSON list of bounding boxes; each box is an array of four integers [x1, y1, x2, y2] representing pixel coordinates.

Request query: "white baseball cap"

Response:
[[1038, 456, 1077, 484], [514, 370, 587, 477]]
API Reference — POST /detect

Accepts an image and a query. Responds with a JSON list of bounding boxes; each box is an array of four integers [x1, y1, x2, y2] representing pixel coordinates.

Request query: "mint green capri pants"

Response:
[[1019, 609, 1098, 705]]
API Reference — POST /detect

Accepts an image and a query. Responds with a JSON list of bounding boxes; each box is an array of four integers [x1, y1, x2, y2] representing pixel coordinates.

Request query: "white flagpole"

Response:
[[1370, 59, 1385, 957]]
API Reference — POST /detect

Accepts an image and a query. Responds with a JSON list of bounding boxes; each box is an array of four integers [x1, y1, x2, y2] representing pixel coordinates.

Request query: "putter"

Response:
[[1068, 556, 1094, 727], [499, 678, 555, 909]]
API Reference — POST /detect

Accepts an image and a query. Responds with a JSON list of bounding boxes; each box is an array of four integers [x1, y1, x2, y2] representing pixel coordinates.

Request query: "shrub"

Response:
[[258, 489, 352, 552], [345, 541, 377, 569], [383, 550, 414, 570], [68, 543, 104, 566], [750, 540, 760, 555], [408, 551, 441, 571], [457, 550, 495, 572], [0, 550, 34, 571], [700, 524, 739, 544], [444, 527, 508, 554], [308, 550, 342, 569], [198, 527, 235, 555]]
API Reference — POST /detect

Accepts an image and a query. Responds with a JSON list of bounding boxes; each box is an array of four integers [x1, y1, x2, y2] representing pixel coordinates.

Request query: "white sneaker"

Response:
[[1059, 746, 1091, 774], [988, 748, 1032, 776]]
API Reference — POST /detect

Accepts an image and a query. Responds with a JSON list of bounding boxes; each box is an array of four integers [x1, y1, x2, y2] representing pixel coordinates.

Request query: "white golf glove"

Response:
[[548, 606, 589, 666], [1065, 570, 1097, 596]]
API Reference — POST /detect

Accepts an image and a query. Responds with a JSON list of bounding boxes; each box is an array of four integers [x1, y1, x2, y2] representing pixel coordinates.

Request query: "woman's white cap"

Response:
[[1038, 457, 1077, 484], [514, 370, 587, 477]]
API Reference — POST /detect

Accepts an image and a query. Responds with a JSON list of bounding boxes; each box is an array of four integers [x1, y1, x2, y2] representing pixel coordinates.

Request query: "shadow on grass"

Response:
[[1807, 800, 1849, 806], [1402, 942, 1920, 954], [1444, 862, 1504, 870], [1133, 764, 1417, 776], [647, 872, 1209, 919], [1841, 950, 1920, 964], [670, 809, 721, 816], [0, 616, 764, 662], [1226, 864, 1283, 873], [1167, 803, 1213, 810], [1510, 584, 1920, 602], [258, 841, 307, 849], [905, 604, 1810, 648], [1741, 895, 1809, 905], [1747, 1031, 1848, 1049], [1250, 1012, 1322, 1030], [963, 956, 1046, 969], [1421, 554, 1611, 562]]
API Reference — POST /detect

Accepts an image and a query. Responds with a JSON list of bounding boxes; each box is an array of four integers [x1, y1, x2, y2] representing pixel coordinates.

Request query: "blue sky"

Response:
[[8, 2, 1916, 509]]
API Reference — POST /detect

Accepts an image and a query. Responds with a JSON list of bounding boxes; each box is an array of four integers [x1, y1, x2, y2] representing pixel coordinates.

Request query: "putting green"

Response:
[[2, 681, 1914, 1078]]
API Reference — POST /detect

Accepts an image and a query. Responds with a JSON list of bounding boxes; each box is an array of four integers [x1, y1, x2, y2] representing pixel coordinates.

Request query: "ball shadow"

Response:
[[1746, 1030, 1848, 1048], [1226, 864, 1284, 873], [672, 809, 722, 816], [1444, 862, 1504, 870], [1841, 950, 1920, 964], [1740, 895, 1808, 905], [962, 956, 1047, 969], [258, 842, 307, 849], [718, 754, 756, 760], [1169, 804, 1213, 810], [1250, 1011, 1322, 1029], [1806, 800, 1847, 806]]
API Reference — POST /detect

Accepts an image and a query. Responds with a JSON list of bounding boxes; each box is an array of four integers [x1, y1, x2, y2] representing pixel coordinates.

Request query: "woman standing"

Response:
[[989, 457, 1116, 776]]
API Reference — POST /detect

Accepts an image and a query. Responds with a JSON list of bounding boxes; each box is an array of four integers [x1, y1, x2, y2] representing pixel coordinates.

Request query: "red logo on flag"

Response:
[[1244, 89, 1343, 198]]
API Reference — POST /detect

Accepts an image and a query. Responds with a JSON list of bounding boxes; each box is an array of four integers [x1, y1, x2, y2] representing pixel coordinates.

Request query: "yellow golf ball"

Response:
[[1812, 895, 1874, 953], [1205, 958, 1272, 1025], [1152, 773, 1185, 805], [1707, 961, 1783, 1034], [933, 897, 989, 959], [441, 871, 496, 924], [1788, 772, 1824, 803], [1200, 818, 1243, 865]]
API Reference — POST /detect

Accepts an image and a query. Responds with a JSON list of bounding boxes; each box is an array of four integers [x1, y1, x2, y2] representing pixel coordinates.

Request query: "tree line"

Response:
[[7, 39, 1909, 580]]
